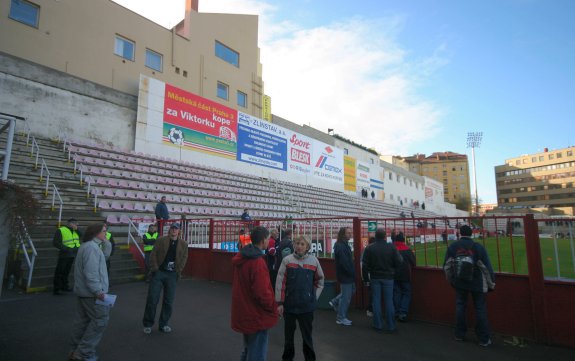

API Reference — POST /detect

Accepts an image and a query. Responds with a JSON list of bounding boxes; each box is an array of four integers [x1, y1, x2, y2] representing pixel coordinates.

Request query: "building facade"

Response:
[[394, 152, 471, 208], [0, 0, 264, 145], [495, 147, 575, 215]]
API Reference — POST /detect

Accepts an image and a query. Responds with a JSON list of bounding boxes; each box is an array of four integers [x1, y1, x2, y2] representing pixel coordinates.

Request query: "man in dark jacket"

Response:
[[362, 228, 403, 333], [231, 226, 278, 361], [443, 225, 495, 347], [329, 227, 355, 326], [52, 218, 81, 295], [155, 196, 169, 222], [392, 232, 416, 322]]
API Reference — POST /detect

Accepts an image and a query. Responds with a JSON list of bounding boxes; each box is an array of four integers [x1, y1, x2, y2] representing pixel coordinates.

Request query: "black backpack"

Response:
[[454, 242, 476, 282]]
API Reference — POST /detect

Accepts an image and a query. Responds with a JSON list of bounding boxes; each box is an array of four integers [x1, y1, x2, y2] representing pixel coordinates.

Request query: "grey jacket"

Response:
[[74, 238, 109, 297]]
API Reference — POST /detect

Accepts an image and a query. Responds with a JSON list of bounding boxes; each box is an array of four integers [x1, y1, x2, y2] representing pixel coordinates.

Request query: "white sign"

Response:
[[312, 140, 344, 184], [287, 130, 314, 176]]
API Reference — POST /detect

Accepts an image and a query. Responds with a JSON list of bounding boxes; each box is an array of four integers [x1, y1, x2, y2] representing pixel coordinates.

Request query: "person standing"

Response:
[[103, 222, 115, 279], [155, 196, 170, 222], [362, 228, 403, 333], [241, 208, 252, 221], [329, 227, 355, 326], [53, 218, 81, 295], [443, 225, 495, 347], [231, 226, 278, 361], [68, 223, 111, 361], [274, 229, 294, 274], [275, 236, 324, 361], [142, 223, 188, 334], [392, 232, 416, 322], [142, 223, 159, 281], [267, 228, 279, 285]]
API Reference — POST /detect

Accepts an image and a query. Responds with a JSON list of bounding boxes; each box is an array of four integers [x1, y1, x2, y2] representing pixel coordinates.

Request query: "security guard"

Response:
[[142, 223, 159, 281], [52, 218, 81, 295]]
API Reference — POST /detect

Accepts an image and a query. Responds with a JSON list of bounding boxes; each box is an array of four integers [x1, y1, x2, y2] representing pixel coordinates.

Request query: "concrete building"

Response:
[[495, 146, 575, 216], [392, 152, 472, 208], [0, 0, 263, 145]]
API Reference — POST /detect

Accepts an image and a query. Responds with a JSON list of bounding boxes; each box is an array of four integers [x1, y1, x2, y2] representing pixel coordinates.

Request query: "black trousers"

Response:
[[53, 257, 74, 291], [283, 312, 315, 361]]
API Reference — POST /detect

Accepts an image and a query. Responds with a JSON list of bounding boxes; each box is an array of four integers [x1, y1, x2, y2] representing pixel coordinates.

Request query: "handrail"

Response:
[[127, 217, 145, 258], [39, 158, 51, 196], [30, 136, 40, 169], [51, 183, 63, 227], [15, 216, 37, 290]]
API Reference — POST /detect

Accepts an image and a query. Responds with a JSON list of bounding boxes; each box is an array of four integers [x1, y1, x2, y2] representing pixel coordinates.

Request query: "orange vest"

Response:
[[239, 234, 252, 247]]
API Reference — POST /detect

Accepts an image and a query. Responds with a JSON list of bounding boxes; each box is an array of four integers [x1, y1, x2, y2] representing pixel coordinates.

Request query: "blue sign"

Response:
[[220, 242, 238, 252], [237, 112, 288, 171]]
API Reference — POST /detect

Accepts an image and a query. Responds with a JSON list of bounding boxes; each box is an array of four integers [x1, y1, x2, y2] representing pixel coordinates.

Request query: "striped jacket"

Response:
[[275, 252, 325, 314]]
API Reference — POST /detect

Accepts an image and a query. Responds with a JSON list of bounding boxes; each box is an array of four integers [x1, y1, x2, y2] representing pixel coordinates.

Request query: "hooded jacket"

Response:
[[334, 240, 355, 283], [393, 241, 416, 282], [231, 244, 278, 334], [443, 236, 495, 293]]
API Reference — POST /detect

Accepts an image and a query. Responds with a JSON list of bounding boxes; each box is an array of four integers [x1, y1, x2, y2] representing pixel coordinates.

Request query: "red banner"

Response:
[[163, 84, 237, 141]]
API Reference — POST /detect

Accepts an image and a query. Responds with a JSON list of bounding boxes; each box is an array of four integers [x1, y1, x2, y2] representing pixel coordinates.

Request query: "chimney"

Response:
[[177, 0, 198, 39], [544, 147, 548, 152]]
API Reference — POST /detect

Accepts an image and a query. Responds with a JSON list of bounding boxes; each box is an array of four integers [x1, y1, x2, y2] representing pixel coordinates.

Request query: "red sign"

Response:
[[163, 84, 237, 141]]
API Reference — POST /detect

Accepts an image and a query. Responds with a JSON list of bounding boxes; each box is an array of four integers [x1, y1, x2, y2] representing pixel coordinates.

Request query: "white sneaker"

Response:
[[336, 318, 352, 326], [143, 327, 152, 334], [366, 310, 373, 317], [328, 300, 338, 312], [160, 325, 172, 333]]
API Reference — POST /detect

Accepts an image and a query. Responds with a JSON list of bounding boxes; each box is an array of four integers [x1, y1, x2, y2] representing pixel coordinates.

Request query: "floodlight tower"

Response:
[[467, 132, 483, 215]]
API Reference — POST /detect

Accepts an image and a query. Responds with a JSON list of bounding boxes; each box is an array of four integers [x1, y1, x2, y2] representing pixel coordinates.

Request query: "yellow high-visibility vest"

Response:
[[60, 227, 80, 249], [143, 232, 158, 252]]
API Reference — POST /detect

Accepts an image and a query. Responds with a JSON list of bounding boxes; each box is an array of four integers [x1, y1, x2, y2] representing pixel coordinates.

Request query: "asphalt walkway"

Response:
[[1, 279, 574, 361]]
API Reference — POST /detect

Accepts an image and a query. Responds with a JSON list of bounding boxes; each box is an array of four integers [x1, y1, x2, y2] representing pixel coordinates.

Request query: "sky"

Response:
[[113, 0, 575, 204]]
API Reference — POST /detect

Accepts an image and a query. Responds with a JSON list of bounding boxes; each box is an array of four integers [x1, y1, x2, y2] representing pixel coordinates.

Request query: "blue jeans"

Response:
[[332, 283, 355, 321], [142, 270, 177, 328], [455, 289, 491, 343], [240, 329, 269, 361], [371, 279, 395, 331], [393, 281, 412, 316]]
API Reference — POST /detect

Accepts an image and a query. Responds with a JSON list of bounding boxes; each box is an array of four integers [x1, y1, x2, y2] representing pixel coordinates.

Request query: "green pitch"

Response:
[[411, 236, 575, 280]]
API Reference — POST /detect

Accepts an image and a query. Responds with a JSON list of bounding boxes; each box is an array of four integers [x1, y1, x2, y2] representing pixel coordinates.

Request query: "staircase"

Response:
[[2, 131, 144, 293]]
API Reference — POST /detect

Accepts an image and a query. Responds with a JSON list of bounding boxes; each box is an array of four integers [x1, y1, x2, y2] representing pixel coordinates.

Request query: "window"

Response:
[[532, 157, 537, 163], [217, 82, 229, 100], [557, 152, 562, 158], [9, 0, 39, 28], [145, 49, 163, 72], [370, 158, 374, 164], [237, 90, 247, 108], [114, 35, 135, 61], [215, 41, 239, 67], [539, 156, 544, 161], [567, 150, 573, 157], [549, 154, 555, 160], [389, 173, 392, 180], [396, 175, 400, 182]]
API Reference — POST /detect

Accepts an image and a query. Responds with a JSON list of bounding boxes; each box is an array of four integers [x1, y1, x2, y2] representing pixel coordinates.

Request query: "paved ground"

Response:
[[1, 279, 574, 361]]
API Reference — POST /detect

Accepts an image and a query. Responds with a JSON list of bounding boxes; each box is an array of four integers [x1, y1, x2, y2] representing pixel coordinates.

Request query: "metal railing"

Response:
[[15, 216, 37, 290], [0, 114, 17, 180], [30, 136, 40, 169], [127, 217, 145, 258], [51, 183, 63, 227], [39, 158, 51, 196]]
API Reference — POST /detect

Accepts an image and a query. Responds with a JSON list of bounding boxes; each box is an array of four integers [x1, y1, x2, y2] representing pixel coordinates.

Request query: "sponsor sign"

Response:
[[357, 161, 370, 189], [368, 221, 378, 232], [163, 84, 237, 159], [237, 112, 287, 170], [344, 156, 356, 191], [262, 95, 272, 121], [287, 131, 313, 175], [312, 140, 344, 184]]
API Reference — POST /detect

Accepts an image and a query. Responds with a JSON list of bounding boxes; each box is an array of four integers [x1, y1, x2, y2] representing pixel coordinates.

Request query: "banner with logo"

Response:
[[344, 156, 356, 191], [163, 83, 237, 159], [357, 161, 370, 190], [236, 112, 288, 171], [262, 95, 272, 121], [287, 131, 314, 176], [312, 140, 344, 184]]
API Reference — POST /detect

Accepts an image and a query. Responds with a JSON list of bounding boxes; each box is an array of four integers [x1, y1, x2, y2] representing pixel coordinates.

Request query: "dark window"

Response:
[[215, 41, 239, 67]]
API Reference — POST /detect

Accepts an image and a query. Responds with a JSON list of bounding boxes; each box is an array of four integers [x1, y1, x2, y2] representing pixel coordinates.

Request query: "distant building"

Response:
[[478, 203, 497, 215], [495, 146, 575, 216], [391, 152, 471, 207]]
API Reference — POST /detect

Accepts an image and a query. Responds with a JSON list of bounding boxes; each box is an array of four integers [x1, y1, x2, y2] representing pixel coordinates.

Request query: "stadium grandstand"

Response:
[[1, 0, 575, 351]]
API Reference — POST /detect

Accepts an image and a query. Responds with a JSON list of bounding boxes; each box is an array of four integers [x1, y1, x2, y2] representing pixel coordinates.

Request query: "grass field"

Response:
[[412, 236, 575, 280]]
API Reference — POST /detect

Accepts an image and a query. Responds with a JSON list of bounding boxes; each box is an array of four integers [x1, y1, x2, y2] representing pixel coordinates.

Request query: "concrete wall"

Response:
[[0, 52, 136, 148]]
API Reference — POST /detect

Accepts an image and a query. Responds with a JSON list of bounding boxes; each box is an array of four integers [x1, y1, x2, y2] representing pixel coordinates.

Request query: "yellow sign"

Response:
[[344, 155, 356, 191], [262, 95, 272, 121]]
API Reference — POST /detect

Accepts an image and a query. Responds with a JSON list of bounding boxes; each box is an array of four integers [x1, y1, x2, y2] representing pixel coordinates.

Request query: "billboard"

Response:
[[344, 156, 356, 191], [357, 161, 370, 190], [287, 131, 314, 176], [312, 140, 344, 184], [163, 84, 237, 159], [236, 112, 287, 171]]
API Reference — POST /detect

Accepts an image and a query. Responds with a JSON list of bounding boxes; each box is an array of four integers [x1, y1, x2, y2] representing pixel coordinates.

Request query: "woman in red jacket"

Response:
[[231, 226, 279, 361]]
